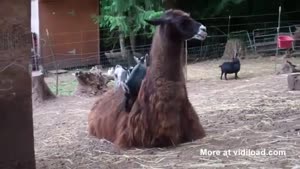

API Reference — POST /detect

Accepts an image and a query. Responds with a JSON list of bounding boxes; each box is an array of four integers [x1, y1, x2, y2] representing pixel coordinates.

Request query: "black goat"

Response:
[[121, 55, 147, 112], [133, 54, 148, 66], [219, 54, 241, 80]]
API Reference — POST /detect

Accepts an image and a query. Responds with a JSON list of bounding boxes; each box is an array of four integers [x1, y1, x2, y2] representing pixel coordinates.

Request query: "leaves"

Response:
[[184, 0, 247, 18], [95, 0, 163, 37]]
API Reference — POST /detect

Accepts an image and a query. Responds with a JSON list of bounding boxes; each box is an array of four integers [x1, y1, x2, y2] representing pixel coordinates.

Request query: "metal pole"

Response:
[[46, 29, 59, 95], [288, 26, 295, 51], [227, 15, 231, 39], [276, 6, 281, 57], [275, 6, 282, 72]]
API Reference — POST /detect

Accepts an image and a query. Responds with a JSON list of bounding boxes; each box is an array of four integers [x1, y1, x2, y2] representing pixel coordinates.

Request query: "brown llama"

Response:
[[88, 9, 208, 149]]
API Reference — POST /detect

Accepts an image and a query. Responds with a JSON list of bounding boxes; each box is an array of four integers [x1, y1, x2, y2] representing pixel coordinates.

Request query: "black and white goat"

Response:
[[111, 54, 148, 89], [121, 54, 148, 112]]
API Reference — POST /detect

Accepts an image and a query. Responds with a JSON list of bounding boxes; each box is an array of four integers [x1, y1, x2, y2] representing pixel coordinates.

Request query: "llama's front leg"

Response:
[[114, 131, 130, 149], [181, 102, 206, 142], [114, 116, 132, 149]]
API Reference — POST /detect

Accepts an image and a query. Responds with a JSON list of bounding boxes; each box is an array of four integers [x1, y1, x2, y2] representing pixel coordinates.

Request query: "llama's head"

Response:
[[145, 9, 207, 41]]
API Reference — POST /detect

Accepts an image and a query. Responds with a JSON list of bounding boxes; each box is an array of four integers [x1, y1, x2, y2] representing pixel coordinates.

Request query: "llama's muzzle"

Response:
[[193, 25, 207, 41]]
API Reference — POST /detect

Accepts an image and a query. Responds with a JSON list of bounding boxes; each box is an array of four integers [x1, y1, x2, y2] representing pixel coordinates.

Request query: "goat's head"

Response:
[[232, 54, 240, 64], [134, 55, 147, 66], [145, 9, 207, 41]]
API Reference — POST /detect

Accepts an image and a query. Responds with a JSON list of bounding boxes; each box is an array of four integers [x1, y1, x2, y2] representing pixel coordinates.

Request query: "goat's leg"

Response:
[[220, 72, 223, 80], [235, 72, 239, 79], [225, 73, 228, 80]]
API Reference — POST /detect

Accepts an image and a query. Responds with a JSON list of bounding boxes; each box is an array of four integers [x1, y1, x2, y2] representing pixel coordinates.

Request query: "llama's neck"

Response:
[[149, 27, 185, 82]]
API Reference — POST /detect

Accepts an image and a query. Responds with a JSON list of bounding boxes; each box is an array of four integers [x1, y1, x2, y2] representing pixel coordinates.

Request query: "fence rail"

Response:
[[32, 24, 300, 73]]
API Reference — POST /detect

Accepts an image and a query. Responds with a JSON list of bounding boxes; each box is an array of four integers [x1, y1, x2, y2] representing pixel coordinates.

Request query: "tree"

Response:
[[162, 0, 177, 9], [93, 0, 163, 65], [177, 0, 247, 18]]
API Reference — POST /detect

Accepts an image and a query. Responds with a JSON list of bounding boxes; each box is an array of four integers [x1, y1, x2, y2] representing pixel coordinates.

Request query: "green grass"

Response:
[[45, 69, 116, 96], [48, 78, 78, 96]]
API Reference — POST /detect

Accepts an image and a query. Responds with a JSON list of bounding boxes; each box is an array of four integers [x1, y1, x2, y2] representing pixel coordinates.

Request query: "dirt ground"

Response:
[[34, 57, 300, 169]]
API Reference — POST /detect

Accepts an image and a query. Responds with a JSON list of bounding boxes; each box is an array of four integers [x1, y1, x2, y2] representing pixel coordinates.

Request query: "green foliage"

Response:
[[93, 0, 163, 37], [201, 0, 247, 17], [48, 77, 77, 96], [215, 0, 245, 14]]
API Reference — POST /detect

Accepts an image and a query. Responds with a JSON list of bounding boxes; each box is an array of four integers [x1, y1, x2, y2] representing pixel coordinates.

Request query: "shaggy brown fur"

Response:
[[88, 9, 206, 149]]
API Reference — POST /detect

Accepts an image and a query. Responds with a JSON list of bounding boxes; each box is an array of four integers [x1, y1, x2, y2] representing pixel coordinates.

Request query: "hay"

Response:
[[222, 39, 247, 60], [73, 68, 113, 97], [32, 71, 55, 107], [294, 26, 300, 40], [34, 57, 300, 169]]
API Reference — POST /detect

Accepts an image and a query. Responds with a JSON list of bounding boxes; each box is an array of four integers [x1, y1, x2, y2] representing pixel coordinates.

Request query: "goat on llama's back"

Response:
[[88, 9, 208, 149]]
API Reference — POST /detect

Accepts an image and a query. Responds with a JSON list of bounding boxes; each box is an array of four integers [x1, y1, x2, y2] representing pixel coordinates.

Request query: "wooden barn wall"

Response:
[[39, 0, 100, 70]]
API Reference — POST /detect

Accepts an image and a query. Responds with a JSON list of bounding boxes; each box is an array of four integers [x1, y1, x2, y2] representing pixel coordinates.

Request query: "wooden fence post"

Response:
[[0, 0, 36, 168]]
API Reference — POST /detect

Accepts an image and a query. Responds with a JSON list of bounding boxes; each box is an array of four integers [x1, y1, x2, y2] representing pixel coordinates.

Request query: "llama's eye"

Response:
[[179, 19, 193, 32], [181, 19, 190, 26]]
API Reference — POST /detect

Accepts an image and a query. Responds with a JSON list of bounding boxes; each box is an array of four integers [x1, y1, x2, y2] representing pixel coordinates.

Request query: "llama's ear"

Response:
[[145, 18, 171, 26]]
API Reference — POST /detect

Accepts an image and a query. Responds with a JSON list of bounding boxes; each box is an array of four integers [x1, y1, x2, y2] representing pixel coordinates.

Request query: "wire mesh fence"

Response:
[[37, 22, 300, 68], [33, 20, 300, 96]]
